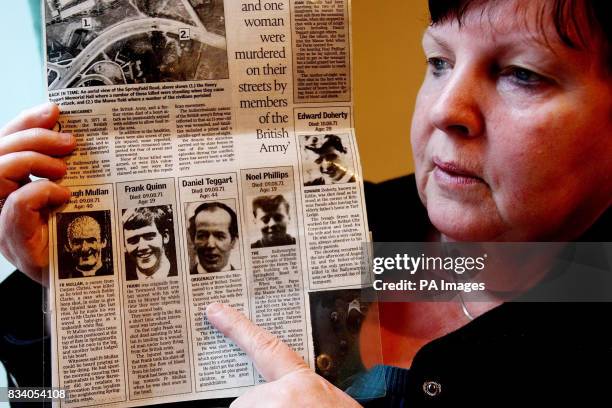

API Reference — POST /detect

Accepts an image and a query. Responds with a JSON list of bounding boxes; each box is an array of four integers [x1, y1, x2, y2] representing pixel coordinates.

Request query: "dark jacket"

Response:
[[124, 256, 178, 281], [250, 234, 296, 248], [58, 262, 113, 279], [354, 175, 612, 406]]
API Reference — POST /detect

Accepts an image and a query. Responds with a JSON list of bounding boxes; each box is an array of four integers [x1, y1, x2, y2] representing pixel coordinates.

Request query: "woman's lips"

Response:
[[433, 158, 484, 186]]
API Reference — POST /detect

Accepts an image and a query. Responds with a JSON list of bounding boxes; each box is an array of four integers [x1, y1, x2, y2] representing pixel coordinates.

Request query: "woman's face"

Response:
[[411, 0, 612, 241]]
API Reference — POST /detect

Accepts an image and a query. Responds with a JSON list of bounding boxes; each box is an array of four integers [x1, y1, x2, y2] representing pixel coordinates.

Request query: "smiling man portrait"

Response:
[[122, 205, 178, 281], [58, 211, 113, 279]]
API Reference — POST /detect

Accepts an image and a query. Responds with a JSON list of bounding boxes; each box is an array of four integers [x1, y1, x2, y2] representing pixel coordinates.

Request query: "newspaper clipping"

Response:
[[45, 0, 372, 406]]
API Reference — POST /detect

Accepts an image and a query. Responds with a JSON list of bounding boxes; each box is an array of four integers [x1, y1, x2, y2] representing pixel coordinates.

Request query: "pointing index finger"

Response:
[[206, 303, 308, 382]]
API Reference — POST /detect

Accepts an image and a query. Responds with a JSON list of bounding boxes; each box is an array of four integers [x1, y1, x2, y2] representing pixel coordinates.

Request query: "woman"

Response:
[[1, 0, 610, 406]]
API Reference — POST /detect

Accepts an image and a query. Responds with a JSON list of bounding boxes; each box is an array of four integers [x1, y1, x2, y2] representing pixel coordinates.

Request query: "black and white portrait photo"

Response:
[[57, 211, 114, 279], [122, 205, 178, 281], [250, 194, 296, 249], [185, 200, 241, 274], [300, 134, 356, 186], [45, 0, 228, 89]]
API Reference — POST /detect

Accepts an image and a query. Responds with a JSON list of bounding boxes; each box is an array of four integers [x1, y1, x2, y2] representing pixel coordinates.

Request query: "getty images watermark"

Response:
[[372, 252, 488, 293], [360, 242, 612, 302]]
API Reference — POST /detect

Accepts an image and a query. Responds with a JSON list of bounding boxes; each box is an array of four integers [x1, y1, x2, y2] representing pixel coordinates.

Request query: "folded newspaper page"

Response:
[[44, 0, 377, 406]]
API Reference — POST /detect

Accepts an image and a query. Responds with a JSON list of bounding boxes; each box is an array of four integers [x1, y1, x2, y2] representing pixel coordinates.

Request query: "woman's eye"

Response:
[[502, 66, 546, 87], [427, 57, 451, 77]]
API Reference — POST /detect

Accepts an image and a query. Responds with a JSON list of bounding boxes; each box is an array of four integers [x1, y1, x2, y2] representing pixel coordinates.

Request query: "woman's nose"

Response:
[[428, 65, 485, 138]]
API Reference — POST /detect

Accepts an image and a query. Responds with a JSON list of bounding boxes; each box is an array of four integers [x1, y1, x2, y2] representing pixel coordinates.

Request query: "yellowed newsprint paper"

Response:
[[43, 0, 374, 406]]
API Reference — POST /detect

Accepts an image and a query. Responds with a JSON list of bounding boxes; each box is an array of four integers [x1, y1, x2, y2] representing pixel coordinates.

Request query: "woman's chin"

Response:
[[426, 201, 506, 242]]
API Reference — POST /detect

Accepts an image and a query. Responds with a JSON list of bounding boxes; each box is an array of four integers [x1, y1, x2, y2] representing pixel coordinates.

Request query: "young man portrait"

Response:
[[250, 195, 296, 248], [303, 134, 356, 186], [122, 205, 178, 281]]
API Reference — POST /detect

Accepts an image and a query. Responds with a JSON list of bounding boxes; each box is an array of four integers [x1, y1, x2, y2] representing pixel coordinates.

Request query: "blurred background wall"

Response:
[[0, 0, 44, 126], [354, 0, 428, 182], [0, 0, 429, 281]]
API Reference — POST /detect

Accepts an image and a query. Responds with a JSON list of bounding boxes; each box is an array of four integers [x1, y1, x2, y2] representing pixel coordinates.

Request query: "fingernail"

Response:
[[40, 102, 55, 117], [61, 133, 74, 144], [206, 302, 224, 316]]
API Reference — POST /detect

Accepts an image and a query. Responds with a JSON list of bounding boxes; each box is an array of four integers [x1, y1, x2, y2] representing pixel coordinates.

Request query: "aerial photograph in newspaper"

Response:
[[45, 0, 229, 89]]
